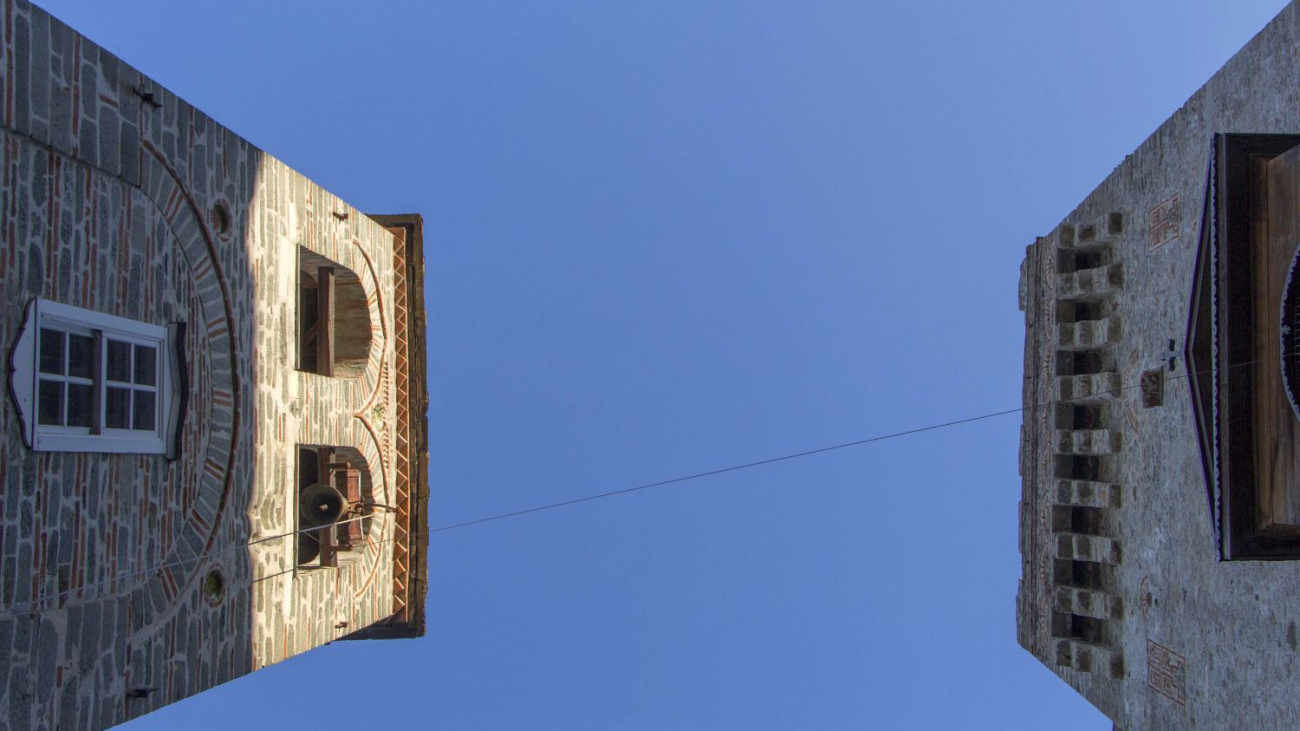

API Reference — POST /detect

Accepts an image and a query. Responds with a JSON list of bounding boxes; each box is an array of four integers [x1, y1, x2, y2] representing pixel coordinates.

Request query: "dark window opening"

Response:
[[1056, 403, 1106, 430], [1052, 506, 1106, 536], [1057, 248, 1106, 274], [297, 248, 372, 378], [1050, 611, 1107, 644], [1055, 455, 1109, 482], [1057, 299, 1107, 324], [1074, 251, 1103, 271], [1056, 349, 1113, 377], [1053, 558, 1111, 591], [1070, 614, 1106, 644], [295, 445, 375, 569]]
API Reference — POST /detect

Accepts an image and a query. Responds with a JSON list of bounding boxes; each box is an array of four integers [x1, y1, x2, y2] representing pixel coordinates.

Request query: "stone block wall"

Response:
[[0, 2, 412, 729], [1018, 3, 1300, 729]]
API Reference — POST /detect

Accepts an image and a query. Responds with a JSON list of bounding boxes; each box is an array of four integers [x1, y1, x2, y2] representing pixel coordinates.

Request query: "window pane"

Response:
[[105, 387, 130, 429], [67, 383, 94, 428], [132, 391, 156, 431], [133, 345, 157, 386], [106, 340, 130, 382], [38, 380, 64, 425], [68, 334, 95, 379], [39, 328, 64, 374]]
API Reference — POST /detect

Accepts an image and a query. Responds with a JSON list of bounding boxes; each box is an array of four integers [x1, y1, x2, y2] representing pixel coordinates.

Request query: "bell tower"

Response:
[[0, 3, 429, 729]]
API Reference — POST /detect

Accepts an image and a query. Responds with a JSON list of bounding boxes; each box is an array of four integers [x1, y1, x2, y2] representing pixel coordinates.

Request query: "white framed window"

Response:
[[8, 298, 183, 455]]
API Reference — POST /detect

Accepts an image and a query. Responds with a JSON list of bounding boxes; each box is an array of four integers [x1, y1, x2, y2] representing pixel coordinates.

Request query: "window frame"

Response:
[[1188, 133, 1300, 559], [9, 298, 182, 455]]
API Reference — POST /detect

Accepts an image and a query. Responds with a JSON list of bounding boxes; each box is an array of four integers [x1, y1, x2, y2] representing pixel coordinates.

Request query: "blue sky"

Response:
[[38, 1, 1291, 728]]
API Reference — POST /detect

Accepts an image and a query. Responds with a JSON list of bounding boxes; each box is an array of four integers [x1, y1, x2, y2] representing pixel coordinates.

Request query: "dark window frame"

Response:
[[1187, 133, 1300, 559]]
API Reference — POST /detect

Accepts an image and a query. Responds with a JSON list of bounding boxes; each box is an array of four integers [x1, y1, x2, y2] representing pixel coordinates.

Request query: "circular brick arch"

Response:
[[335, 421, 393, 599], [339, 237, 393, 597], [350, 238, 392, 499], [126, 144, 242, 627], [294, 235, 388, 411], [351, 253, 394, 598], [349, 236, 390, 413]]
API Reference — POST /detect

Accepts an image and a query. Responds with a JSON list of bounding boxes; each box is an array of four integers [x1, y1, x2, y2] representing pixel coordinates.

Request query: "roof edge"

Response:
[[343, 213, 428, 641]]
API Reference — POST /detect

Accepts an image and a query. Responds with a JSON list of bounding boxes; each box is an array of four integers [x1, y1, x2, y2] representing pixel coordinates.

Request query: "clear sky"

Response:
[[36, 1, 1291, 728]]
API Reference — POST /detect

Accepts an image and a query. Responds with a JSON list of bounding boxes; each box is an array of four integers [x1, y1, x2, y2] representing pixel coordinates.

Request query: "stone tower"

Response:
[[0, 2, 429, 729], [1017, 2, 1300, 728]]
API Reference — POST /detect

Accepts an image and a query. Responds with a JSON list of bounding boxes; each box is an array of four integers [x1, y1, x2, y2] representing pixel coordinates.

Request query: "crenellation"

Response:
[[1023, 214, 1132, 683]]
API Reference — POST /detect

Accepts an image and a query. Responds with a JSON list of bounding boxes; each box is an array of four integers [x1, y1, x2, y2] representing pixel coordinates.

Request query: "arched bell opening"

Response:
[[295, 445, 375, 569], [298, 247, 372, 378]]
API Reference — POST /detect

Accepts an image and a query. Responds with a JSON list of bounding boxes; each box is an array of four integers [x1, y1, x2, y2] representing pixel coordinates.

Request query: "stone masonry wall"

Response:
[[0, 2, 401, 729], [1019, 2, 1300, 729], [1019, 219, 1129, 683]]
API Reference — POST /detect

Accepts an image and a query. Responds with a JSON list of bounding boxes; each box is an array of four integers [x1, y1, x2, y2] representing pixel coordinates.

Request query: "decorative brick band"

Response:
[[122, 141, 239, 633], [342, 214, 427, 640]]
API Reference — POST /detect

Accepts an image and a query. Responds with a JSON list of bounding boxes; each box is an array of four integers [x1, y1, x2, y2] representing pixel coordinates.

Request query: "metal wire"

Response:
[[0, 350, 1258, 618]]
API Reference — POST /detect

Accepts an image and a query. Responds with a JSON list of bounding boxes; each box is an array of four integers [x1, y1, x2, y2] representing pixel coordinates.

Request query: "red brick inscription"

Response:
[[1148, 194, 1181, 250], [1147, 640, 1187, 704]]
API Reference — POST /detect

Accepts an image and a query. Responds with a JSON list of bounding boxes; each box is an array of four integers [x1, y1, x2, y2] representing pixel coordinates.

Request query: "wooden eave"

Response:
[[343, 213, 429, 640]]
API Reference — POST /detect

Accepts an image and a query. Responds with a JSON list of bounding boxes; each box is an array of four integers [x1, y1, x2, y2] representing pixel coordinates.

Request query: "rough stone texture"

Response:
[[1018, 2, 1300, 729], [0, 2, 420, 729]]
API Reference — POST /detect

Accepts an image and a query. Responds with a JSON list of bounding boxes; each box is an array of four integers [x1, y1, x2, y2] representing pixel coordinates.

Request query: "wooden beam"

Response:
[[1257, 146, 1300, 533], [316, 266, 335, 376], [316, 447, 332, 487], [318, 527, 337, 567]]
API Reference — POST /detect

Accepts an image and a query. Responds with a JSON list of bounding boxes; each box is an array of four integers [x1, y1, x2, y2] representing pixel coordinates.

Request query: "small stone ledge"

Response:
[[1053, 586, 1125, 621], [1059, 264, 1125, 298], [1058, 317, 1122, 349], [1054, 639, 1126, 679], [1055, 534, 1123, 565], [1056, 372, 1122, 402], [1055, 429, 1123, 455], [1055, 480, 1123, 509]]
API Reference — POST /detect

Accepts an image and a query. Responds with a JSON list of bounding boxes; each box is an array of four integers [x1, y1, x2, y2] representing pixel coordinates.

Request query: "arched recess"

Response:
[[298, 247, 373, 378], [295, 444, 380, 568]]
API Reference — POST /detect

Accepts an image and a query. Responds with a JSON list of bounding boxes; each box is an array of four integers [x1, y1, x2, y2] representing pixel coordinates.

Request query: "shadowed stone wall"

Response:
[[0, 2, 406, 729]]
